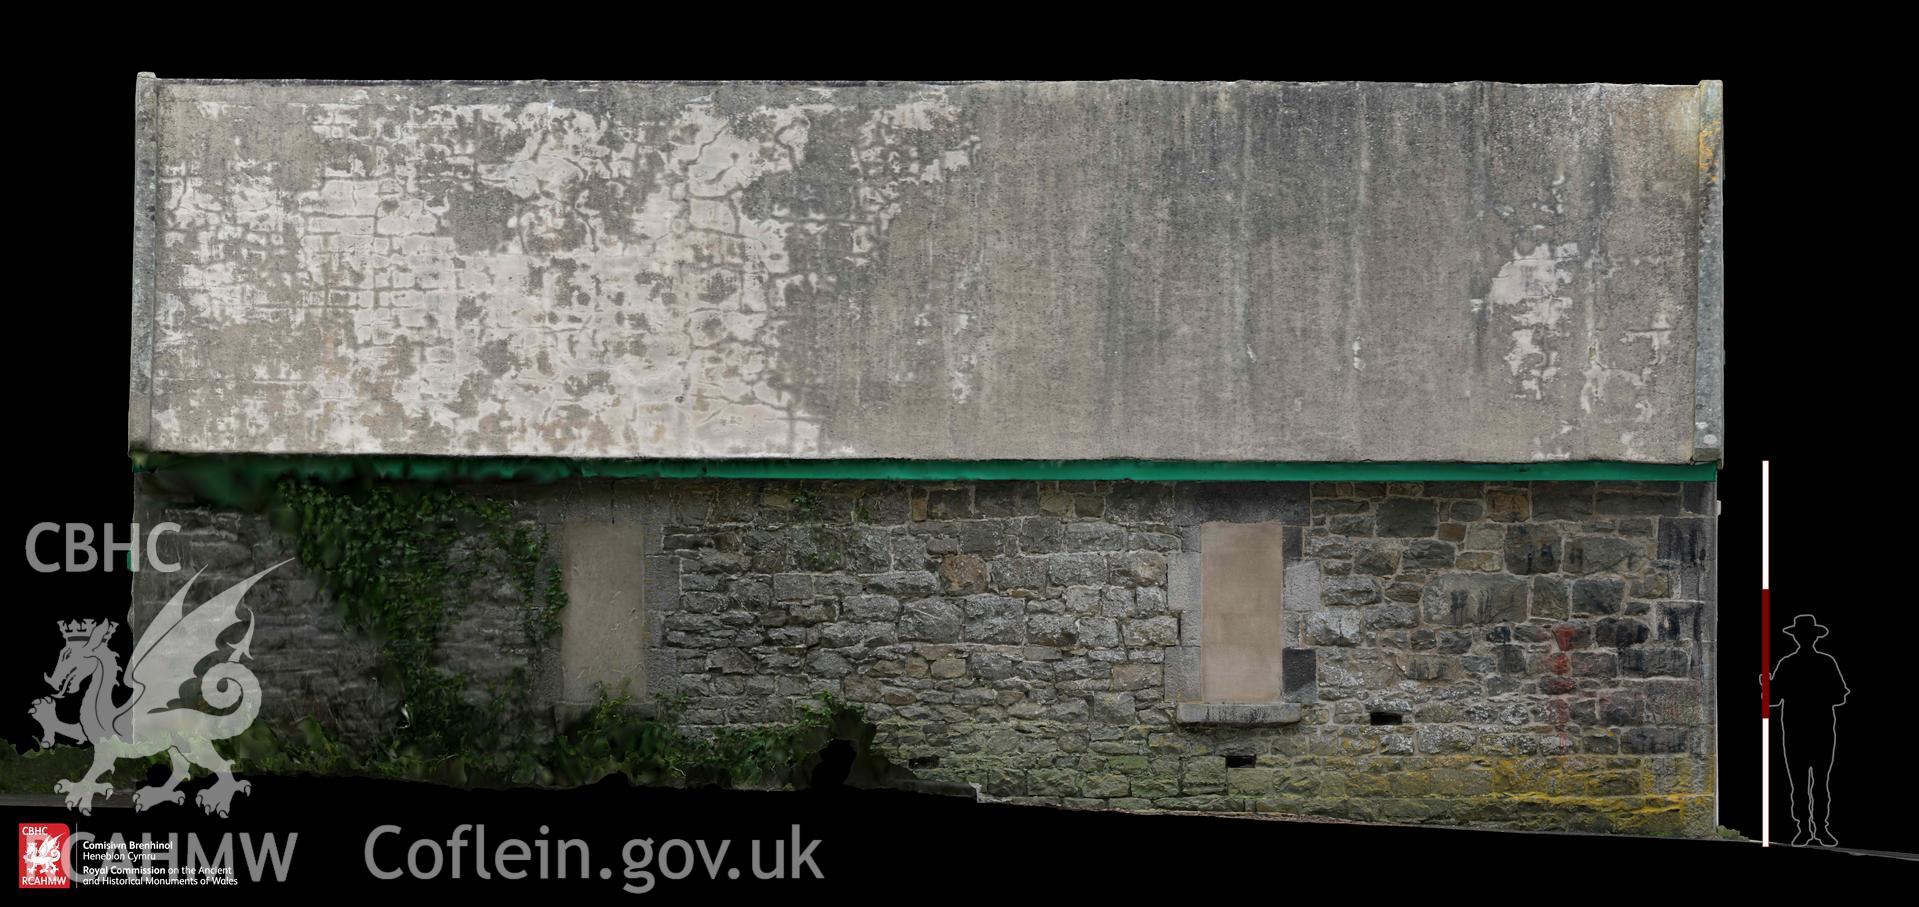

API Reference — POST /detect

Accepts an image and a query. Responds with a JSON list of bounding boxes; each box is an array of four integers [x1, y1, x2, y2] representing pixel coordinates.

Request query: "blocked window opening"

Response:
[[1199, 521, 1287, 703], [558, 522, 647, 702]]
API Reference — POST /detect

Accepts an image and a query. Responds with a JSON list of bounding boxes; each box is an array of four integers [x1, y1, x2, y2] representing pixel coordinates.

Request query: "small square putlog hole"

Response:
[[1225, 753, 1257, 768], [1369, 711, 1404, 726]]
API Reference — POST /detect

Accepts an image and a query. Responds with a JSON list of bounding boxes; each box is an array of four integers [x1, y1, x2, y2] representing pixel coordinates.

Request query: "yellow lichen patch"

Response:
[[1483, 791, 1712, 835], [1697, 80, 1724, 183], [1699, 120, 1722, 180]]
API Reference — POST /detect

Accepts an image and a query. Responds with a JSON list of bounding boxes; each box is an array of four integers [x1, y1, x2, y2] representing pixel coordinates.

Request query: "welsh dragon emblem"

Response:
[[21, 829, 62, 882], [28, 562, 286, 816]]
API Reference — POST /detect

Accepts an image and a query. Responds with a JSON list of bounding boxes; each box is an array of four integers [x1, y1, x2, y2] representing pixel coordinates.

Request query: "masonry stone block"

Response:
[[1175, 702, 1304, 726], [1174, 483, 1308, 526], [1282, 648, 1318, 702], [1420, 573, 1529, 625]]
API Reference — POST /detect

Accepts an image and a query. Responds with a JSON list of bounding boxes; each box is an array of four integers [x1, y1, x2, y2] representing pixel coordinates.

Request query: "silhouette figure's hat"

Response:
[[1784, 614, 1829, 641]]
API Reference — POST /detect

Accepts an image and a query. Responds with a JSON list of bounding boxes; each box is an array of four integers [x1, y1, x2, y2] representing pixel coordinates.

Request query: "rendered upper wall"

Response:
[[130, 79, 1720, 463]]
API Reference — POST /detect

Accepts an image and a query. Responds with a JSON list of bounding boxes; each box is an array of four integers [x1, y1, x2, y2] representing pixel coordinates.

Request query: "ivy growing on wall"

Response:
[[268, 479, 566, 763], [229, 477, 874, 790]]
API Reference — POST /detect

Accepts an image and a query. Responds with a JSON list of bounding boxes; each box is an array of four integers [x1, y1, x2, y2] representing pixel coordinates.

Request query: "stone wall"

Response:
[[133, 475, 1718, 835]]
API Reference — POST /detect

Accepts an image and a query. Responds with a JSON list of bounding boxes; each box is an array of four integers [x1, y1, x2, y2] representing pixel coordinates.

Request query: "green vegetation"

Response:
[[197, 477, 861, 790], [0, 745, 160, 794], [269, 479, 565, 763], [6, 470, 880, 795], [212, 688, 864, 790]]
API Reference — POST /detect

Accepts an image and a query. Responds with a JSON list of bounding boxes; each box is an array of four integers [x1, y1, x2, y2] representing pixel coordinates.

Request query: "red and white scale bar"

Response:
[[1762, 460, 1770, 847]]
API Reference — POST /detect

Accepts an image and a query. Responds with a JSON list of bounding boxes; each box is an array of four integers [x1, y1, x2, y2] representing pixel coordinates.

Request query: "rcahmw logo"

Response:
[[19, 823, 69, 888], [18, 829, 296, 886], [27, 561, 288, 816]]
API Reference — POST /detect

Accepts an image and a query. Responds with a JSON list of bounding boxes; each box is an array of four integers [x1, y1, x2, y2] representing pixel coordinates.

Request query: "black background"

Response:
[[2, 65, 1910, 896]]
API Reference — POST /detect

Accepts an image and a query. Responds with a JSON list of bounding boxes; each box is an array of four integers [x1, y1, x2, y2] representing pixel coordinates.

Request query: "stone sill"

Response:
[[1174, 702, 1303, 727]]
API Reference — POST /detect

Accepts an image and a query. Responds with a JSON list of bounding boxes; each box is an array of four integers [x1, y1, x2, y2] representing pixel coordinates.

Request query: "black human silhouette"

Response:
[[1766, 614, 1850, 847]]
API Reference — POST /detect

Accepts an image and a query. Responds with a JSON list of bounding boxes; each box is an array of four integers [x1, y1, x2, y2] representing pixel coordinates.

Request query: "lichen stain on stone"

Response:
[[1473, 239, 1676, 462], [1480, 242, 1578, 400], [152, 88, 978, 457]]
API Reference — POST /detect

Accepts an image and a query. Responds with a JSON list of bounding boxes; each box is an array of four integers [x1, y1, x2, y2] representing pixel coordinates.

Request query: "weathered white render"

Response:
[[130, 79, 1722, 463]]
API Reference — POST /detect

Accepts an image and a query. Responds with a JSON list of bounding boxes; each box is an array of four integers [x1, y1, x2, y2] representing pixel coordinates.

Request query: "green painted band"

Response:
[[131, 453, 1717, 483]]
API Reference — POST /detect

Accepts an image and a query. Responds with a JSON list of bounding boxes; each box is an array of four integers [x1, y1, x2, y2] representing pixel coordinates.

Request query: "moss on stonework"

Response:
[[908, 749, 1716, 837], [990, 790, 1716, 837]]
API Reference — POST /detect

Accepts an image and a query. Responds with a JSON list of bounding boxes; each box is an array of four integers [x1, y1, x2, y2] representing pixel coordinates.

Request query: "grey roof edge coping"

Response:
[[1691, 80, 1726, 463], [138, 74, 1707, 89]]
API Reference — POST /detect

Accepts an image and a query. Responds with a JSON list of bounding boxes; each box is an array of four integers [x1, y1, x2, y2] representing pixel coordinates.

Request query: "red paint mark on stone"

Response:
[[1554, 625, 1580, 651]]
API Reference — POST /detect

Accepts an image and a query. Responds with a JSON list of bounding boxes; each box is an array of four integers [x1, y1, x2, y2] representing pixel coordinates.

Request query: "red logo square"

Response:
[[18, 823, 70, 889]]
